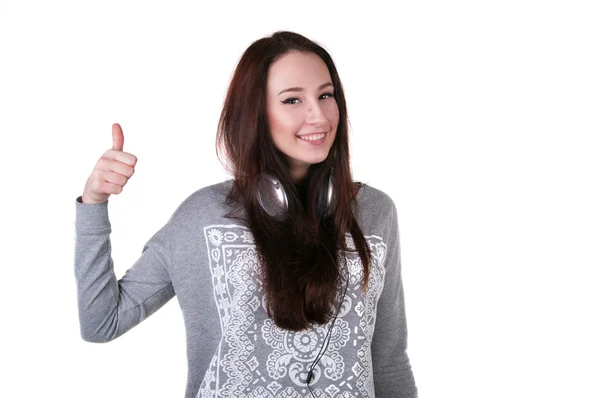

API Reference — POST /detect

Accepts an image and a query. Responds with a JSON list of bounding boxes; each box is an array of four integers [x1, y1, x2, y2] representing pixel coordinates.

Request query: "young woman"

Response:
[[75, 31, 418, 398]]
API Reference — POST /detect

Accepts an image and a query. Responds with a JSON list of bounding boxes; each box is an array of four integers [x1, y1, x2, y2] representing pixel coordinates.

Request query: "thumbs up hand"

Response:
[[81, 123, 138, 204]]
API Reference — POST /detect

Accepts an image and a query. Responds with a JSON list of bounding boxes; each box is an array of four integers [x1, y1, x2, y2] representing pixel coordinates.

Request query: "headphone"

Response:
[[256, 168, 348, 397], [256, 168, 336, 221]]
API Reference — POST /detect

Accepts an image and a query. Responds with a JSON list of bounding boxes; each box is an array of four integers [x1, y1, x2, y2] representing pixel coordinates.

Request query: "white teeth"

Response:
[[299, 133, 325, 141]]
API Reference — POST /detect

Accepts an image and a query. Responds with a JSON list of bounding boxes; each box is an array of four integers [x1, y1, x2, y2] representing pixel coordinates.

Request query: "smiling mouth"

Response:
[[297, 132, 326, 141]]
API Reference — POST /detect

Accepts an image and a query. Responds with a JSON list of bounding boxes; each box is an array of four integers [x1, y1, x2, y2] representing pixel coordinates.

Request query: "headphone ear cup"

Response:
[[316, 168, 336, 219], [326, 171, 336, 217], [257, 173, 289, 220]]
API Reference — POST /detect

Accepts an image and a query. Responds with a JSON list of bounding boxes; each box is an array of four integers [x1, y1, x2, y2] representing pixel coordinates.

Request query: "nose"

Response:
[[306, 103, 328, 127]]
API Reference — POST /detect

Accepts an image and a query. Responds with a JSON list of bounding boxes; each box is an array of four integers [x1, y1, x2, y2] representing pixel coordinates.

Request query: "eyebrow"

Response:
[[278, 82, 333, 95]]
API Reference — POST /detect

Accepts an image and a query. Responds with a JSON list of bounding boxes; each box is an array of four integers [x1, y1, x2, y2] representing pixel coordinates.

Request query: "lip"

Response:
[[297, 132, 327, 145]]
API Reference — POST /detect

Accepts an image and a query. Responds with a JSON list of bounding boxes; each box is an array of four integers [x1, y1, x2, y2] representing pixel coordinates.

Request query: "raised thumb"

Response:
[[112, 123, 124, 151]]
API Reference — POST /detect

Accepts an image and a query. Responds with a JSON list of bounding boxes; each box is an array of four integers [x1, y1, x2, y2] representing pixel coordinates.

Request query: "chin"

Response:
[[301, 156, 330, 168]]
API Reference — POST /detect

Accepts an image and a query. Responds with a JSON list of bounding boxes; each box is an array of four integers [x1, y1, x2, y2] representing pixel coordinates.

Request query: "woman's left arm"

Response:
[[371, 198, 418, 397]]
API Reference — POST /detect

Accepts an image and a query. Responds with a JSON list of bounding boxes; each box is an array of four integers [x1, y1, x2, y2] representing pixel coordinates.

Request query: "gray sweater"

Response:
[[74, 179, 417, 398]]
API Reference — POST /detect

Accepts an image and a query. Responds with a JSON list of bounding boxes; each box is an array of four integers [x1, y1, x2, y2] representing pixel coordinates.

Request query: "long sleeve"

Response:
[[371, 198, 418, 397], [74, 195, 175, 343]]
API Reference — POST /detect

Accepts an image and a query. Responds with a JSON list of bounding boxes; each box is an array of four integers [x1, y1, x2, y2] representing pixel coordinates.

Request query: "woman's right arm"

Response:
[[74, 123, 175, 342], [74, 196, 175, 342]]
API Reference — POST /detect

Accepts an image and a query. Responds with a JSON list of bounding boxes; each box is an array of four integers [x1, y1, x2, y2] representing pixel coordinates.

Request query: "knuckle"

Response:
[[96, 180, 106, 193]]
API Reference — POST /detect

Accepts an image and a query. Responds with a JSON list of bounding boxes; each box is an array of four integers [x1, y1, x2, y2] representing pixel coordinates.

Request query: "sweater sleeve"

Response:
[[371, 198, 418, 397], [74, 195, 175, 343]]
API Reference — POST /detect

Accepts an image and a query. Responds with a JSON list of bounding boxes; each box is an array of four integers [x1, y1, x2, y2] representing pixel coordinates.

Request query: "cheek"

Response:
[[268, 107, 304, 136], [326, 101, 340, 126]]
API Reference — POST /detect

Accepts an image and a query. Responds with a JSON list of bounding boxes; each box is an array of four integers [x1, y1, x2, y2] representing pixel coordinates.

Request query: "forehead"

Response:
[[267, 51, 332, 92]]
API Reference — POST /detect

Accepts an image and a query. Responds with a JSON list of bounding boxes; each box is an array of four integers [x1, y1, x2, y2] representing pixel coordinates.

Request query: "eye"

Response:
[[281, 97, 301, 105], [281, 92, 334, 105]]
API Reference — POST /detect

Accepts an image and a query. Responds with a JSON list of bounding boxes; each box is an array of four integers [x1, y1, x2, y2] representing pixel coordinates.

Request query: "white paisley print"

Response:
[[198, 225, 388, 398]]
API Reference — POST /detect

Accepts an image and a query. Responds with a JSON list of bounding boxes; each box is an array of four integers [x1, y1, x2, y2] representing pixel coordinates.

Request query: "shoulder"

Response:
[[188, 179, 233, 202], [352, 182, 398, 236], [354, 182, 397, 215], [168, 179, 234, 223]]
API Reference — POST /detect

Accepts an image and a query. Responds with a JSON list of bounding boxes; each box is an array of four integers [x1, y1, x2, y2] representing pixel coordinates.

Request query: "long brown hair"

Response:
[[216, 31, 371, 331]]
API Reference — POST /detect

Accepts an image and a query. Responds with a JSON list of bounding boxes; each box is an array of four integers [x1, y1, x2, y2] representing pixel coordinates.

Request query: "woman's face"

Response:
[[266, 51, 339, 182]]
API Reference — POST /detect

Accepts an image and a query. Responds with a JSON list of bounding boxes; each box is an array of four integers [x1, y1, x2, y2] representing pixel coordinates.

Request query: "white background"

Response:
[[1, 0, 598, 397]]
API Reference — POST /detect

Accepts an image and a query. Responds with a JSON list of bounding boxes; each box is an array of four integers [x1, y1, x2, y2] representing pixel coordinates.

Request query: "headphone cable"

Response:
[[306, 224, 349, 397]]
